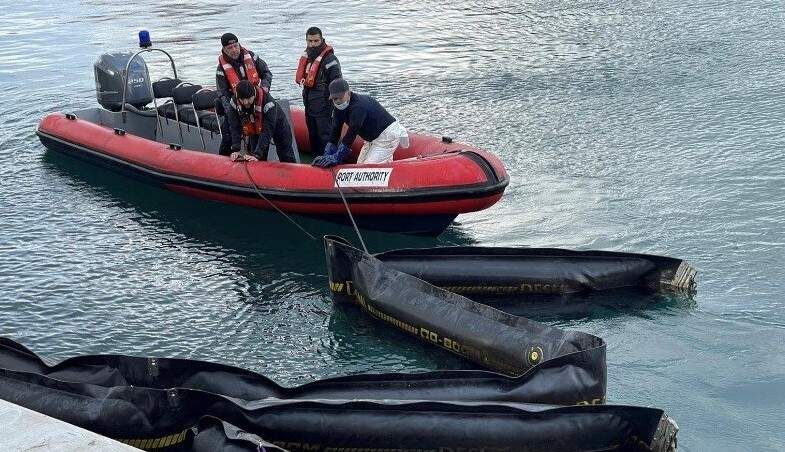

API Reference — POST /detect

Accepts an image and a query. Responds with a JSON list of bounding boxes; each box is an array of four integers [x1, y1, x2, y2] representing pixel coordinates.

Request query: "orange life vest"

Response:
[[239, 87, 266, 136], [219, 48, 261, 96], [295, 45, 334, 88]]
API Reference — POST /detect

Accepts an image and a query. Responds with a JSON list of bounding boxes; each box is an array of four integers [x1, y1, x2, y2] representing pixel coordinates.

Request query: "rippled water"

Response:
[[1, 1, 784, 450]]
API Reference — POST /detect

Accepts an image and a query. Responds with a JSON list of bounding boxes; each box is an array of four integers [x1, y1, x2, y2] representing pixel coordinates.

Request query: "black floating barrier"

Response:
[[372, 241, 697, 296], [0, 338, 678, 452], [0, 334, 599, 411], [324, 235, 607, 380]]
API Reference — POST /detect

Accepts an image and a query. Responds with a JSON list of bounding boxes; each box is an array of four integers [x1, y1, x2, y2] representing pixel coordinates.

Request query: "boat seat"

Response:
[[152, 77, 185, 122], [152, 77, 182, 99], [157, 87, 223, 136], [156, 83, 203, 126], [152, 78, 188, 135], [190, 89, 223, 135], [158, 102, 219, 133], [158, 102, 194, 122], [198, 113, 221, 133], [172, 83, 202, 106], [192, 89, 220, 111], [157, 103, 221, 133]]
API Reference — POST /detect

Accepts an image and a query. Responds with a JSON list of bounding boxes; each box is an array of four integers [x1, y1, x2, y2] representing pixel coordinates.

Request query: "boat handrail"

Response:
[[120, 48, 178, 124]]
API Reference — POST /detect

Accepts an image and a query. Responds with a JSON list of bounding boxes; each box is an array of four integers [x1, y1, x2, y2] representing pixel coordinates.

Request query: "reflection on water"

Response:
[[484, 289, 697, 322], [40, 151, 478, 258]]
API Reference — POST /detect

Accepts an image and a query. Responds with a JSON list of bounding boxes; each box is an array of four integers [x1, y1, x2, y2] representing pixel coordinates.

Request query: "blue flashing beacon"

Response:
[[138, 30, 152, 49]]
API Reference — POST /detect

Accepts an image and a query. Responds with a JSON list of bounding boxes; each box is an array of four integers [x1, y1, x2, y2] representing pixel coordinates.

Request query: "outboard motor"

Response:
[[94, 52, 152, 111]]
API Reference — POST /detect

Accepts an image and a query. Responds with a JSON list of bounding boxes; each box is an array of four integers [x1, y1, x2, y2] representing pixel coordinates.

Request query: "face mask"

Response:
[[333, 98, 349, 110]]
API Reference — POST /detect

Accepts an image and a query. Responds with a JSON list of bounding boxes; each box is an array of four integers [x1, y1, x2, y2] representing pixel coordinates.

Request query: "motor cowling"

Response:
[[94, 52, 152, 111]]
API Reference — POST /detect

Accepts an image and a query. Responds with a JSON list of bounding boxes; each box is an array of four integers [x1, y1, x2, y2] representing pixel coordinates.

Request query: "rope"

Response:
[[242, 162, 316, 241], [332, 168, 369, 254]]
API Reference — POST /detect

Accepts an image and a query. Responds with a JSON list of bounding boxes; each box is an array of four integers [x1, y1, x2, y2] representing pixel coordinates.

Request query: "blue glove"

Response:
[[323, 142, 337, 156], [334, 144, 351, 163], [314, 154, 340, 168], [312, 144, 351, 168]]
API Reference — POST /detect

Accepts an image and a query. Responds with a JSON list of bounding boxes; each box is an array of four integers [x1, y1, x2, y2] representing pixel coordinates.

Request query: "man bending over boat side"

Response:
[[312, 78, 409, 167], [216, 32, 273, 156], [227, 80, 296, 163]]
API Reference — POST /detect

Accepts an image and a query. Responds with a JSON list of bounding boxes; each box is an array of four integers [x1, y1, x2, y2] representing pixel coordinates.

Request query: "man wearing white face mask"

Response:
[[312, 78, 408, 167]]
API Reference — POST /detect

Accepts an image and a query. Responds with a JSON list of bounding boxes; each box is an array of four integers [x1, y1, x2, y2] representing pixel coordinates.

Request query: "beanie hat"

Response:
[[221, 33, 238, 47]]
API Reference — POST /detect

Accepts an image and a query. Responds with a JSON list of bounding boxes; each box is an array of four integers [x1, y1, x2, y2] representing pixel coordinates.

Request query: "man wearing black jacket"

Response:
[[314, 78, 408, 167], [296, 27, 342, 156], [226, 80, 295, 163], [216, 32, 273, 155]]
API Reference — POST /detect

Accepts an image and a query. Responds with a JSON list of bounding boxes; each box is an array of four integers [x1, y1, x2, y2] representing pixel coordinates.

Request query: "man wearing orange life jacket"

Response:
[[216, 32, 273, 155], [296, 27, 342, 157], [226, 80, 295, 163]]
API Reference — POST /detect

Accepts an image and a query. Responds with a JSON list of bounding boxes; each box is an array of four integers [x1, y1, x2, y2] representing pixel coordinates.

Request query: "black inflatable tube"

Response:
[[0, 337, 599, 406], [370, 240, 696, 295], [0, 341, 678, 451], [193, 417, 287, 452], [324, 236, 606, 379]]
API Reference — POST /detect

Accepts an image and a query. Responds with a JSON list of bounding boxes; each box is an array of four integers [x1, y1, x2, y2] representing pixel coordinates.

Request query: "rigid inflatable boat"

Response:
[[0, 337, 679, 451], [36, 47, 508, 235]]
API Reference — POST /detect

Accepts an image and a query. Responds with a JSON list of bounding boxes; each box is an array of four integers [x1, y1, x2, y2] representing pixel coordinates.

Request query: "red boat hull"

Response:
[[37, 109, 509, 234]]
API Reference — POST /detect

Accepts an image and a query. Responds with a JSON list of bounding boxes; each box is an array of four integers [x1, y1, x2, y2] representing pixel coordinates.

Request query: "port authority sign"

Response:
[[335, 168, 393, 187]]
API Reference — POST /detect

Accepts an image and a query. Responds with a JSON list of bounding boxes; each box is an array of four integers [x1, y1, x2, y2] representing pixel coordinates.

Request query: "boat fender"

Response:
[[65, 113, 77, 120], [441, 136, 453, 143], [168, 143, 182, 151], [113, 128, 126, 136]]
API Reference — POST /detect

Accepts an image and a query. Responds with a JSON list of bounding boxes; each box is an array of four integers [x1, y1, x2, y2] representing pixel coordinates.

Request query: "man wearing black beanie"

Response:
[[216, 32, 273, 155]]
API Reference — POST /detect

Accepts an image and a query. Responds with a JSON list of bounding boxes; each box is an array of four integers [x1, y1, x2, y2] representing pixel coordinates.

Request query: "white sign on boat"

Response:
[[334, 168, 394, 187]]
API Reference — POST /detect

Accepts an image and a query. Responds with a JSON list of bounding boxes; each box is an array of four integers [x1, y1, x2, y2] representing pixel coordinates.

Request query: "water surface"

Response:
[[1, 2, 783, 450]]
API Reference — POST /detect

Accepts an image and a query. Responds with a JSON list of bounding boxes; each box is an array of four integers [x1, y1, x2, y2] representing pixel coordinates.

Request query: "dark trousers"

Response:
[[219, 111, 295, 163], [219, 115, 232, 156], [305, 111, 332, 156], [248, 127, 296, 163], [260, 129, 296, 163]]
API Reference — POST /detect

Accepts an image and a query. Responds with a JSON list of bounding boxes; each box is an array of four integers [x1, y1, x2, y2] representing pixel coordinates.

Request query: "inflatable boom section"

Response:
[[324, 236, 607, 380], [373, 244, 697, 295], [0, 338, 678, 452]]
